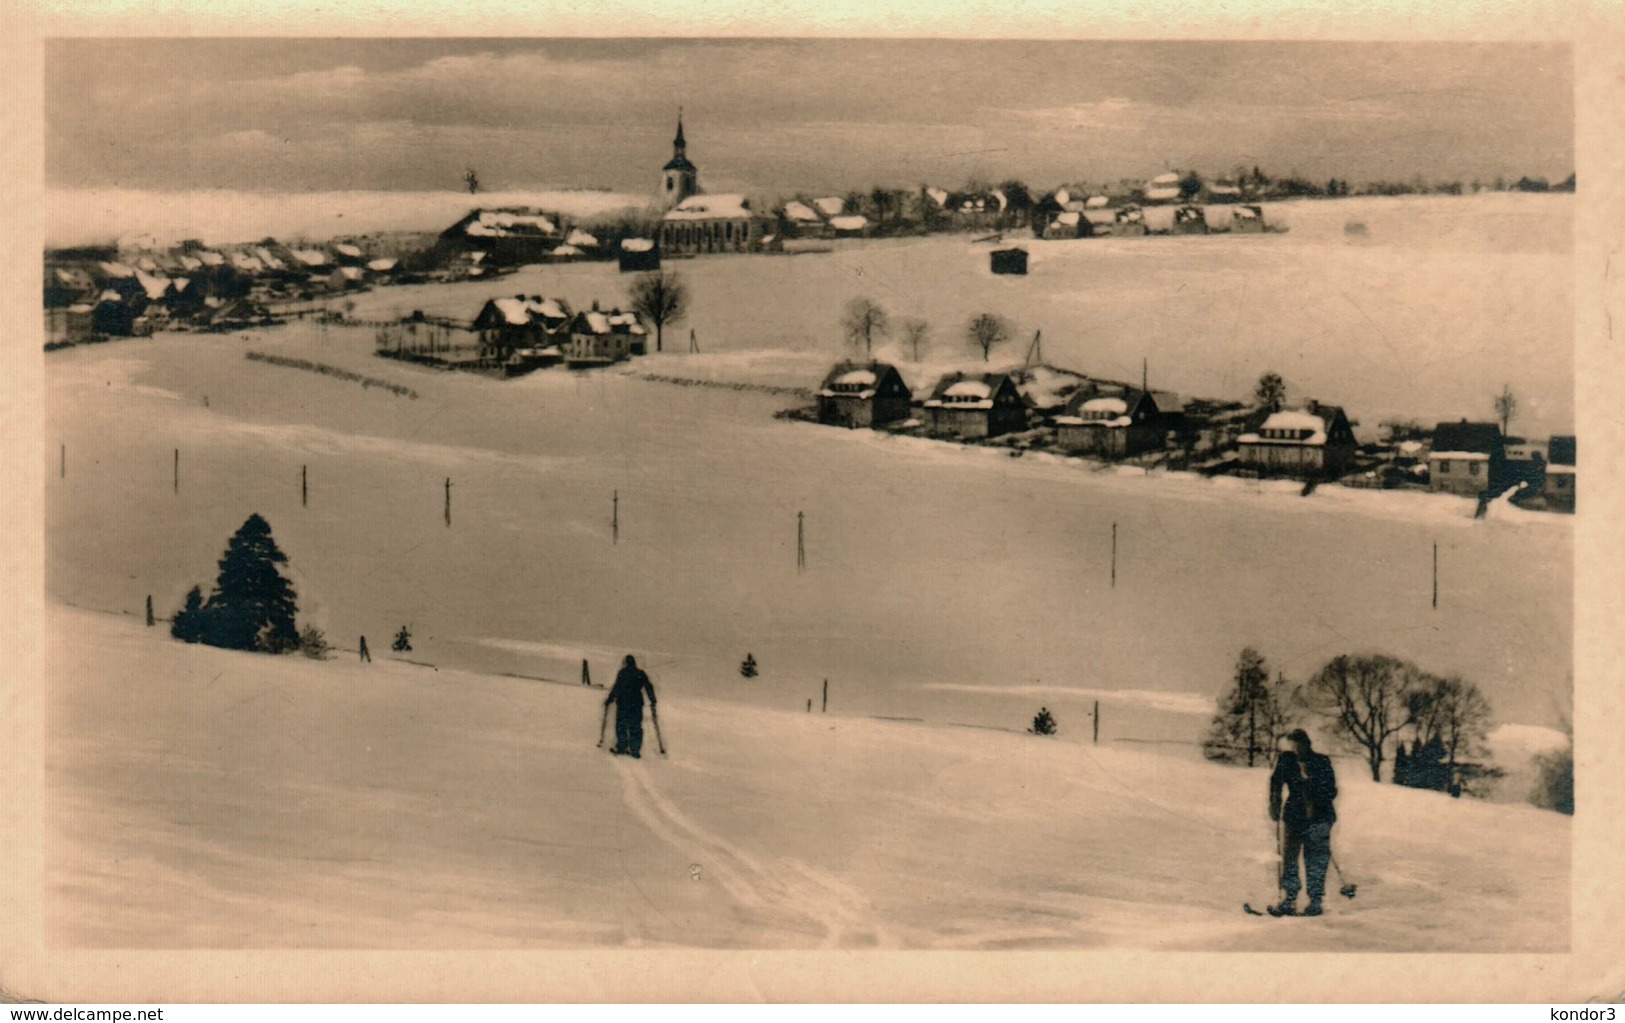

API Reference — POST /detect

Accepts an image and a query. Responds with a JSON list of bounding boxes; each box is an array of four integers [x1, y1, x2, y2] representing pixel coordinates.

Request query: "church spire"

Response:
[[673, 107, 686, 158]]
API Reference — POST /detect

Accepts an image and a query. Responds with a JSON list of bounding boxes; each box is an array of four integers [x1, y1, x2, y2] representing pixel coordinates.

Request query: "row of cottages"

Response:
[[781, 197, 872, 240], [1053, 387, 1183, 457], [659, 194, 763, 255], [923, 186, 1010, 229], [1046, 203, 1265, 239], [1236, 402, 1358, 478], [470, 296, 648, 365]]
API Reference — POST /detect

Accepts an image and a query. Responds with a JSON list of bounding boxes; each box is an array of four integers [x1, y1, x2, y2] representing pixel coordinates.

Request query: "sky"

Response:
[[45, 39, 1573, 199]]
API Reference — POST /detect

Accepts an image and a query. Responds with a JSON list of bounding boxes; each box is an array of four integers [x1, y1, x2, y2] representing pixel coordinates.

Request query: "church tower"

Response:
[[660, 112, 699, 208]]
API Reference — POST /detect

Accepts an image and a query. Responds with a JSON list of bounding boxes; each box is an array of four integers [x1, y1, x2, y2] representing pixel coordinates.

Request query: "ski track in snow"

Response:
[[612, 756, 891, 948]]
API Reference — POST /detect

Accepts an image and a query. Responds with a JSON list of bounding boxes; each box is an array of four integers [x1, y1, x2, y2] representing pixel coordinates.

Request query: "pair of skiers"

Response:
[[1268, 728, 1339, 917], [603, 655, 657, 758]]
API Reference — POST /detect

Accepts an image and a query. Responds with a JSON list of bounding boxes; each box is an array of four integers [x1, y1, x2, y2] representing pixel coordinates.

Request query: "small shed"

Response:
[[618, 238, 660, 273], [990, 248, 1029, 275], [923, 372, 1028, 440], [1428, 420, 1506, 497], [816, 361, 913, 429]]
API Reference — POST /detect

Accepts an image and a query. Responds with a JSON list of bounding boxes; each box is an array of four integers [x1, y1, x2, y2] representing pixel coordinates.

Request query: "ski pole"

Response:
[[597, 702, 610, 749], [650, 704, 667, 756], [1330, 846, 1358, 899]]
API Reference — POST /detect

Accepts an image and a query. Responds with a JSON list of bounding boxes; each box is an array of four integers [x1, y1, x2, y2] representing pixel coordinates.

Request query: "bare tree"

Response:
[[901, 318, 931, 362], [1493, 384, 1518, 435], [628, 270, 689, 353], [1255, 371, 1287, 413], [842, 297, 889, 354], [1407, 673, 1494, 780], [967, 312, 1010, 362], [1304, 653, 1422, 782], [464, 168, 480, 195]]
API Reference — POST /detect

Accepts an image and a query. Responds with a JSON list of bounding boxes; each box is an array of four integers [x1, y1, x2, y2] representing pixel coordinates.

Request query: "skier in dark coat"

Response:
[[1269, 728, 1338, 916], [605, 655, 657, 758]]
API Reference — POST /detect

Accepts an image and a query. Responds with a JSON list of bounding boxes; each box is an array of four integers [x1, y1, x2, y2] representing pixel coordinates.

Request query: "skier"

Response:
[[605, 655, 657, 758], [359, 635, 371, 663], [1268, 728, 1338, 916]]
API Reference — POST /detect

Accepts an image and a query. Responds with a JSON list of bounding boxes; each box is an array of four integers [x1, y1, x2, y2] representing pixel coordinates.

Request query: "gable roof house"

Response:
[[441, 208, 564, 265], [1053, 387, 1177, 458], [922, 372, 1028, 440], [816, 361, 914, 429], [564, 308, 642, 367], [1427, 420, 1507, 497], [1237, 401, 1358, 479], [472, 295, 573, 357]]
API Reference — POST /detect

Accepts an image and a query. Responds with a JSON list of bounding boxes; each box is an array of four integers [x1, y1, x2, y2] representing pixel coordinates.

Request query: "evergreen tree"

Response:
[[170, 585, 206, 643], [1203, 648, 1298, 764], [392, 626, 413, 653], [201, 514, 300, 653], [740, 653, 758, 679], [1030, 707, 1057, 736]]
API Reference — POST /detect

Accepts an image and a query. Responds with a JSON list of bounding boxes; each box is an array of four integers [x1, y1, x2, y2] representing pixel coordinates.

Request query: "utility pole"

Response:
[[822, 679, 829, 713], [613, 490, 619, 544], [796, 511, 806, 572], [301, 465, 308, 508], [1432, 542, 1438, 609], [445, 477, 452, 527], [60, 444, 65, 479], [173, 449, 179, 494], [1093, 700, 1100, 744], [1111, 521, 1117, 588]]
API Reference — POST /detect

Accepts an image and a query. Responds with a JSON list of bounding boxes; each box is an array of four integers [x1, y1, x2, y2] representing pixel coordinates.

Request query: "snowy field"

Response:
[[43, 190, 1572, 948], [48, 606, 1568, 951]]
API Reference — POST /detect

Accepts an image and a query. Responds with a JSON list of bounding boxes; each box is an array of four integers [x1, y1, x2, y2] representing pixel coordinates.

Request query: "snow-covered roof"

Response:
[[232, 254, 265, 273], [551, 244, 584, 257], [1085, 195, 1109, 208], [333, 266, 364, 281], [784, 201, 821, 223], [1208, 182, 1242, 196], [1545, 464, 1576, 475], [135, 271, 171, 302], [1083, 209, 1117, 226], [829, 215, 868, 231], [834, 369, 877, 387], [1081, 396, 1129, 415], [290, 249, 329, 267], [665, 194, 751, 221], [990, 189, 1008, 211], [464, 210, 558, 237], [1430, 451, 1491, 461], [197, 251, 225, 267], [1234, 205, 1262, 219], [489, 298, 532, 326], [813, 196, 845, 217], [1053, 211, 1081, 227], [583, 311, 611, 334], [66, 303, 94, 314], [927, 187, 950, 208], [367, 258, 398, 272], [177, 256, 203, 271], [1144, 186, 1182, 203], [1240, 408, 1335, 446], [1396, 440, 1425, 456], [620, 237, 655, 252], [98, 261, 135, 278], [1054, 188, 1072, 207], [565, 229, 599, 248], [1150, 171, 1181, 186], [334, 243, 364, 259], [607, 311, 645, 334]]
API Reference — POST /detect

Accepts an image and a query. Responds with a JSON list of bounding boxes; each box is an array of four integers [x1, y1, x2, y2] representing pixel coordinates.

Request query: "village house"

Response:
[[618, 238, 660, 272], [1054, 387, 1176, 458], [816, 361, 913, 429], [564, 308, 644, 366], [441, 208, 563, 264], [1544, 435, 1575, 512], [1237, 401, 1358, 478], [829, 215, 870, 238], [923, 372, 1028, 440], [660, 193, 760, 254], [1428, 420, 1506, 497]]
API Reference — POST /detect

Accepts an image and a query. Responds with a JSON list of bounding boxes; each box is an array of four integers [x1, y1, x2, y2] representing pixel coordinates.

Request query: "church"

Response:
[[657, 115, 762, 255]]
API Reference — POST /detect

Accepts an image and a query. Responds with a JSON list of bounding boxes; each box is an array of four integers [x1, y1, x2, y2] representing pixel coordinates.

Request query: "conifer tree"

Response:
[[201, 514, 300, 653]]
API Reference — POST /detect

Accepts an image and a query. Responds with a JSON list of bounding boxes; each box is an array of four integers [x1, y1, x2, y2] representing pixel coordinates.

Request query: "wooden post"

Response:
[[173, 449, 179, 494], [807, 698, 813, 713], [1111, 521, 1117, 588], [301, 465, 308, 508], [60, 444, 65, 479], [613, 490, 619, 544], [1093, 700, 1100, 744], [581, 659, 592, 687], [444, 477, 452, 527], [822, 679, 828, 713], [146, 595, 154, 627], [1432, 543, 1438, 609], [797, 511, 806, 572]]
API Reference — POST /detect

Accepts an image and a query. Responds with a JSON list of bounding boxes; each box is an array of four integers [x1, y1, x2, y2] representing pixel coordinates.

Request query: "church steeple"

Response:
[[660, 108, 699, 208]]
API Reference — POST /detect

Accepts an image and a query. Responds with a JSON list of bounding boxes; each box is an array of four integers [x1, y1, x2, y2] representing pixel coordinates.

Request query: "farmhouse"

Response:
[[1237, 402, 1357, 478], [472, 295, 572, 353], [1054, 387, 1174, 458], [816, 361, 913, 429], [564, 309, 644, 366], [1428, 420, 1506, 497], [923, 373, 1027, 440], [441, 208, 563, 264]]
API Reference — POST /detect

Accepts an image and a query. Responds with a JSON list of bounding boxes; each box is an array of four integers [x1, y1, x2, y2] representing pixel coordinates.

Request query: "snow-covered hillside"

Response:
[[48, 606, 1567, 951]]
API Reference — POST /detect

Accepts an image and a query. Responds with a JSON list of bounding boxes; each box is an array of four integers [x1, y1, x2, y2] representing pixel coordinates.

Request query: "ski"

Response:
[[1265, 904, 1297, 917], [1243, 903, 1265, 916]]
